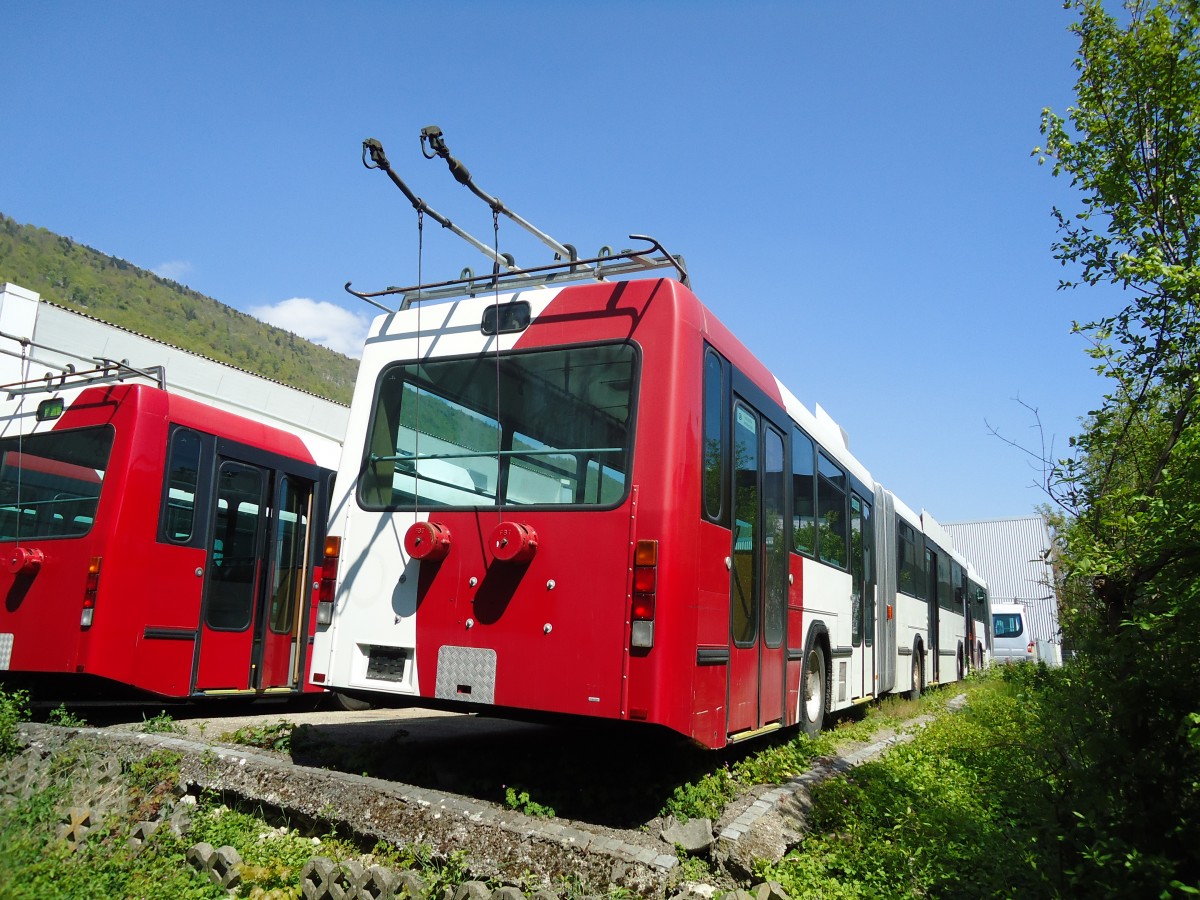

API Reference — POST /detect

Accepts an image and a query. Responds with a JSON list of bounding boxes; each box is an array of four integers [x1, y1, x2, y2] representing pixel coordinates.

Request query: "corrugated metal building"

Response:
[[944, 516, 1062, 665]]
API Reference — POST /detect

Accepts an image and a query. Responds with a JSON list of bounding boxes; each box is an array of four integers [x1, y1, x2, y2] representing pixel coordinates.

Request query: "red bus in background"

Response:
[[312, 242, 988, 748], [0, 376, 336, 702]]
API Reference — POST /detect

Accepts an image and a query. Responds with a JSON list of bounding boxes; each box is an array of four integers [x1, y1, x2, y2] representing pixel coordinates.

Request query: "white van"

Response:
[[991, 603, 1037, 664]]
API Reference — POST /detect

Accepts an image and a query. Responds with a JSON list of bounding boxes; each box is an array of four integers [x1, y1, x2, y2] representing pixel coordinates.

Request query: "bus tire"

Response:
[[956, 643, 965, 682], [331, 692, 372, 712], [801, 641, 828, 737], [977, 641, 985, 669], [909, 645, 924, 701]]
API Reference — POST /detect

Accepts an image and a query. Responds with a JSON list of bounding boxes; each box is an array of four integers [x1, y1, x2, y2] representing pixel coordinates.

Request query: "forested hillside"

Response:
[[0, 214, 357, 404]]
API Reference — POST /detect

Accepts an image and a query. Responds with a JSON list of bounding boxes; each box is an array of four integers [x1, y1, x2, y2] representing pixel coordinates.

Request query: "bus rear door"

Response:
[[193, 459, 314, 693]]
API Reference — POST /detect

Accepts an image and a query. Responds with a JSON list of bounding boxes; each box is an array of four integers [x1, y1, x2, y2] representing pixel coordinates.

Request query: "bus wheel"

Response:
[[331, 692, 372, 712], [977, 641, 985, 669], [802, 642, 827, 737], [909, 650, 924, 701], [957, 645, 965, 682]]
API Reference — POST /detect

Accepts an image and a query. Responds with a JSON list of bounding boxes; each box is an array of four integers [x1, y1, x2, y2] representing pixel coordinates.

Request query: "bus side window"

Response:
[[792, 428, 816, 556], [702, 349, 727, 524], [162, 428, 202, 543]]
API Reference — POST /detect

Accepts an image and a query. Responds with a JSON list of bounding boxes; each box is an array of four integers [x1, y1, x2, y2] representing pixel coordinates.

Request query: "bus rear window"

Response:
[[359, 343, 637, 510], [993, 613, 1024, 638], [0, 426, 114, 540]]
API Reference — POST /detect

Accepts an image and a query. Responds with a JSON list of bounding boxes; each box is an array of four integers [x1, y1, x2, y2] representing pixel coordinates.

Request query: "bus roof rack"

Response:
[[1, 357, 166, 398], [346, 234, 689, 312]]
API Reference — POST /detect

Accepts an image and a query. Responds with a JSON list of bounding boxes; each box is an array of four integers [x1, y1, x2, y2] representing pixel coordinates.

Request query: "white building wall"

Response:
[[944, 516, 1061, 665], [0, 282, 347, 467]]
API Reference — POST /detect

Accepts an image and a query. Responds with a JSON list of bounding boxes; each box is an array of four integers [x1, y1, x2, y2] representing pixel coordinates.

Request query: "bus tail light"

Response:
[[631, 539, 657, 649], [81, 556, 102, 627], [317, 536, 341, 626]]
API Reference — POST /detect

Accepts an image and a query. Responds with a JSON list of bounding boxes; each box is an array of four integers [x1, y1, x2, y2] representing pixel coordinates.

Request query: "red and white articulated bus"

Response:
[[311, 239, 989, 748], [0, 283, 346, 703]]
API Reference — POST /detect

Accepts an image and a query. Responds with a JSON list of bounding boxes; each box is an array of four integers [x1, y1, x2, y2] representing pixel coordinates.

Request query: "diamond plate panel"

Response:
[[434, 646, 496, 704], [0, 633, 12, 670]]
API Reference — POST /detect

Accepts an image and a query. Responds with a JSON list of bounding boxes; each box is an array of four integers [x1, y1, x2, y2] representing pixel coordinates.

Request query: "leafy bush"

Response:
[[0, 685, 30, 758]]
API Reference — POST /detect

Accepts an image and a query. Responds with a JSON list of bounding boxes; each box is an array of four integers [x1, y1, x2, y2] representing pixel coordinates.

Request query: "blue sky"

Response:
[[3, 2, 1112, 523]]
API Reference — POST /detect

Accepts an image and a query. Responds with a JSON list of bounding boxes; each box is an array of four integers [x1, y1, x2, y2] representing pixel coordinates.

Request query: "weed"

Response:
[[140, 710, 183, 734], [504, 785, 556, 818], [0, 685, 30, 758], [126, 749, 184, 820], [674, 851, 714, 882], [46, 704, 87, 728], [662, 765, 736, 822], [219, 720, 295, 753]]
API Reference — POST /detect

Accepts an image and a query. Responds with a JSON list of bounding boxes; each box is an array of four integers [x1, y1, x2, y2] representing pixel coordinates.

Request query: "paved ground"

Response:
[[104, 701, 536, 746]]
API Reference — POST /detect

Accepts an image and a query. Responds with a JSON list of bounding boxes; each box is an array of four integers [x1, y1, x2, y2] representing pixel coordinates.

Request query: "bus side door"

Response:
[[726, 400, 788, 736]]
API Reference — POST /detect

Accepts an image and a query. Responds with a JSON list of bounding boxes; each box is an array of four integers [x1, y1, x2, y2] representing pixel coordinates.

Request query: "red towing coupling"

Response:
[[7, 547, 44, 576], [489, 521, 538, 563], [404, 521, 453, 562]]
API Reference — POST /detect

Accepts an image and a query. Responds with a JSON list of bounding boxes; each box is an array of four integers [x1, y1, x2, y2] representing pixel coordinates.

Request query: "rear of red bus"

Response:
[[315, 278, 761, 743], [0, 383, 333, 702]]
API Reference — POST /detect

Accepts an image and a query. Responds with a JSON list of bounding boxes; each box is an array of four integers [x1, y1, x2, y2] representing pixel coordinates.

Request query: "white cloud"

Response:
[[152, 260, 193, 281], [249, 297, 371, 358]]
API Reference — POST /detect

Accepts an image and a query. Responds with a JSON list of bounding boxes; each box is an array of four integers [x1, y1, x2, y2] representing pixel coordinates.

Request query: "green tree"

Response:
[[1035, 0, 1200, 891]]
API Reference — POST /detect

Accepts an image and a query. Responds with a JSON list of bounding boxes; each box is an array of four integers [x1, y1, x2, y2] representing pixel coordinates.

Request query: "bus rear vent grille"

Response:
[[365, 646, 412, 682]]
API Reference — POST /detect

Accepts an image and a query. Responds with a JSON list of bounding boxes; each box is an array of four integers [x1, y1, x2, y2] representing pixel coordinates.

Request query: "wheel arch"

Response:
[[800, 620, 833, 724]]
